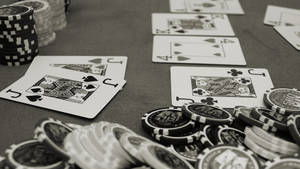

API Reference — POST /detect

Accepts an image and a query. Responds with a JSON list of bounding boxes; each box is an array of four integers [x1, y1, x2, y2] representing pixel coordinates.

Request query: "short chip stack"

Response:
[[0, 5, 39, 66], [43, 0, 67, 31], [13, 0, 56, 47]]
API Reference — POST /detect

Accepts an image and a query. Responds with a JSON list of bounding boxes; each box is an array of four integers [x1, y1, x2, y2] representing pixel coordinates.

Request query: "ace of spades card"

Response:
[[152, 13, 235, 36], [0, 68, 126, 119], [152, 36, 246, 65], [171, 66, 274, 108], [169, 0, 244, 15], [25, 56, 127, 80]]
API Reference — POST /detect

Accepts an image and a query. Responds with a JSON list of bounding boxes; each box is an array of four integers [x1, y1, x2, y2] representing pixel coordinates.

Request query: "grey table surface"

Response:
[[0, 0, 299, 153]]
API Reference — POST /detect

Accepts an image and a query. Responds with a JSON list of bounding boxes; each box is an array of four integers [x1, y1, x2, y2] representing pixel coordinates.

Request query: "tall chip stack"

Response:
[[43, 0, 67, 31], [13, 0, 56, 47], [0, 5, 39, 66]]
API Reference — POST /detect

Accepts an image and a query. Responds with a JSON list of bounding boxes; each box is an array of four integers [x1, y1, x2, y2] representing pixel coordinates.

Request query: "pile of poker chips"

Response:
[[43, 0, 67, 31], [13, 0, 56, 47], [0, 118, 195, 169], [0, 5, 39, 66], [141, 88, 300, 165]]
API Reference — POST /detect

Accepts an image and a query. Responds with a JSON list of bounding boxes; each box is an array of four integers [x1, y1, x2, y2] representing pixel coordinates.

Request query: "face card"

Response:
[[169, 0, 244, 15], [152, 13, 235, 36], [171, 66, 274, 108], [0, 69, 126, 119], [274, 26, 300, 50], [25, 56, 128, 80], [264, 5, 300, 26], [153, 36, 246, 65]]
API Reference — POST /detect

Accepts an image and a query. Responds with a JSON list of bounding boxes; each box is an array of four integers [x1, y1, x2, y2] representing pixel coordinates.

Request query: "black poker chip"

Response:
[[200, 125, 217, 147], [233, 106, 278, 132], [251, 107, 288, 131], [287, 114, 300, 146], [196, 144, 262, 169], [34, 117, 73, 159], [4, 139, 65, 169], [264, 88, 300, 115], [215, 125, 245, 145], [151, 124, 203, 145], [170, 141, 206, 163], [182, 103, 233, 125], [141, 107, 196, 136]]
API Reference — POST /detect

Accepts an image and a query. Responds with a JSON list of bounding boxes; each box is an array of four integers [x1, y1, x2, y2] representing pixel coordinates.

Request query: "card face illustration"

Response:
[[274, 26, 300, 50], [264, 5, 300, 26], [152, 13, 235, 36], [153, 36, 246, 65], [169, 0, 244, 14], [50, 64, 108, 76], [190, 76, 256, 97], [170, 66, 274, 108], [27, 75, 99, 104], [25, 56, 128, 80]]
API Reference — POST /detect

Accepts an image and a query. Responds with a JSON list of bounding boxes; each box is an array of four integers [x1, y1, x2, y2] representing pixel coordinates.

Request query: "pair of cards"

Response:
[[0, 56, 128, 119], [169, 0, 244, 15], [264, 5, 300, 50], [171, 66, 274, 108]]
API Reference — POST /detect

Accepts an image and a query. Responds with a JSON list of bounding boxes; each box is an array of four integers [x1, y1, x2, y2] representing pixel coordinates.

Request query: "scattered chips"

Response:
[[264, 88, 300, 115], [215, 125, 245, 145], [0, 5, 38, 66], [13, 0, 56, 47], [263, 154, 300, 169], [169, 142, 206, 163]]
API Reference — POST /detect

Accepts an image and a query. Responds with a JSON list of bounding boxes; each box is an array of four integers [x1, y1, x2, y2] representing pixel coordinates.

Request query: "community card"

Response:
[[152, 13, 235, 36], [0, 68, 126, 119], [264, 5, 300, 26], [171, 66, 273, 108], [274, 26, 300, 50], [170, 0, 244, 14], [25, 56, 127, 80], [153, 36, 246, 65]]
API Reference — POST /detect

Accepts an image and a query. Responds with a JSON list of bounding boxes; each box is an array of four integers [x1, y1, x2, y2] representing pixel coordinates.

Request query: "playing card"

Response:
[[0, 68, 126, 119], [153, 36, 246, 65], [171, 66, 273, 108], [25, 56, 128, 80], [274, 26, 300, 50], [264, 5, 300, 26], [152, 13, 235, 36], [170, 0, 244, 15]]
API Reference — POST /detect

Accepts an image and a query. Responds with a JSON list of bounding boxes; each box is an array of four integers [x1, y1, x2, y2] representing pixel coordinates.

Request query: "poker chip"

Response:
[[12, 0, 56, 47], [152, 124, 202, 145], [263, 154, 300, 169], [42, 0, 67, 31], [0, 5, 38, 66], [199, 125, 216, 147], [244, 127, 297, 155], [182, 103, 233, 125], [251, 107, 288, 131], [34, 117, 73, 159], [215, 125, 245, 145], [5, 139, 65, 169], [264, 88, 300, 115], [119, 133, 153, 163], [233, 106, 278, 132], [244, 136, 280, 160], [196, 144, 261, 169], [139, 143, 194, 169], [169, 142, 206, 163], [287, 114, 300, 146], [141, 107, 196, 136], [252, 126, 299, 151], [0, 156, 13, 169]]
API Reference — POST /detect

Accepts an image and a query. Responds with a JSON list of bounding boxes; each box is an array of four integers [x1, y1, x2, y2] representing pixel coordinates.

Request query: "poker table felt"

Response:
[[0, 0, 300, 152]]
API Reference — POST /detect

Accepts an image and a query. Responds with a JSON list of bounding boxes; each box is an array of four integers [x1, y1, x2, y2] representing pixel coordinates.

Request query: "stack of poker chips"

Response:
[[13, 0, 56, 47], [0, 118, 194, 169], [43, 0, 67, 31], [0, 5, 39, 66]]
